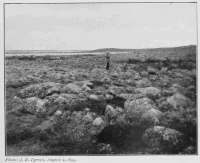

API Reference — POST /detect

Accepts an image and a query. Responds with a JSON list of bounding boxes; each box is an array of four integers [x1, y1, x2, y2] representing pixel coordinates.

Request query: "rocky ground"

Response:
[[5, 52, 197, 155]]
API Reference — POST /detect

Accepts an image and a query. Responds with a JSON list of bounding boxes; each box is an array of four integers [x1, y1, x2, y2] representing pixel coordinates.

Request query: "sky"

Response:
[[5, 3, 197, 50]]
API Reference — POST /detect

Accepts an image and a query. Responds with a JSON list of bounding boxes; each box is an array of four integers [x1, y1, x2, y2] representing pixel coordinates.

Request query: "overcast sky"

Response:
[[5, 3, 197, 50]]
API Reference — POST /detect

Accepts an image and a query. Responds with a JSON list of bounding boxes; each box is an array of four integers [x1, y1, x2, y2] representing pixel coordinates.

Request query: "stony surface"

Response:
[[5, 50, 196, 154]]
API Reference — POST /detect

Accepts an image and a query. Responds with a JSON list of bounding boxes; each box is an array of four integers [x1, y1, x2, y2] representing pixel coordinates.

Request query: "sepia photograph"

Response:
[[4, 2, 197, 155]]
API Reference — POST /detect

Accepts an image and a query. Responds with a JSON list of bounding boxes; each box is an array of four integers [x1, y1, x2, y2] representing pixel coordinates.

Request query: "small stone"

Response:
[[93, 117, 104, 126], [105, 94, 114, 100], [54, 110, 62, 116], [89, 94, 100, 101]]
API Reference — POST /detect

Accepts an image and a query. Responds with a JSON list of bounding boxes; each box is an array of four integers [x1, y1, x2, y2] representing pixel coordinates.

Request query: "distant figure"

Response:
[[123, 63, 128, 72], [106, 52, 110, 70]]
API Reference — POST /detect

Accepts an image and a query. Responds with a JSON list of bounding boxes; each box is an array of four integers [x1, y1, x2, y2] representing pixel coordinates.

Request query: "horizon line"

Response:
[[5, 44, 197, 52]]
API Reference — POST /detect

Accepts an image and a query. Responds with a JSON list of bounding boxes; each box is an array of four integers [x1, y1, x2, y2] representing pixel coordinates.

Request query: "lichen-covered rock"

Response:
[[124, 96, 157, 126], [48, 111, 106, 148], [82, 112, 94, 123], [140, 108, 163, 127], [167, 93, 191, 109], [62, 83, 82, 94], [46, 84, 63, 95], [96, 143, 113, 154], [135, 87, 161, 98], [125, 97, 155, 115], [18, 82, 60, 98], [11, 96, 24, 112], [45, 93, 88, 112], [135, 78, 151, 88], [23, 97, 48, 115], [92, 117, 104, 127], [160, 108, 196, 139], [108, 86, 124, 95], [118, 93, 134, 100], [142, 126, 184, 153]]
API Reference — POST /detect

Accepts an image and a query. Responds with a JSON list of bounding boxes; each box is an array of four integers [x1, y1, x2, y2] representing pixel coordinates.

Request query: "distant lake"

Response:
[[5, 50, 129, 56]]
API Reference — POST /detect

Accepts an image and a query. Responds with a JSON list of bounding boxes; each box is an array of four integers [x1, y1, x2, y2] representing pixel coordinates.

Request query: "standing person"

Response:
[[106, 52, 110, 70]]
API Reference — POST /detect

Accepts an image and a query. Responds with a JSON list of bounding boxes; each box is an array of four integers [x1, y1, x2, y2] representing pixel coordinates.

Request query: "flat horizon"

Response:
[[5, 44, 197, 53]]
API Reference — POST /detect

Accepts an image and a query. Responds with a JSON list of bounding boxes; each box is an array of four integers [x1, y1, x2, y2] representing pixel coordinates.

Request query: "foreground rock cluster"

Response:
[[6, 55, 196, 154]]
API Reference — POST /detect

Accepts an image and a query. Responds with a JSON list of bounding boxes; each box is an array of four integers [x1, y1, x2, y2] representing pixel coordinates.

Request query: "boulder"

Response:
[[45, 93, 88, 113], [108, 86, 124, 95], [62, 83, 82, 94], [135, 87, 161, 98], [23, 97, 48, 115], [18, 82, 59, 98], [167, 93, 191, 109], [142, 126, 184, 153], [140, 108, 163, 127], [11, 96, 24, 112], [125, 97, 156, 114], [135, 78, 151, 88], [118, 93, 134, 101], [46, 84, 63, 95], [124, 97, 157, 125]]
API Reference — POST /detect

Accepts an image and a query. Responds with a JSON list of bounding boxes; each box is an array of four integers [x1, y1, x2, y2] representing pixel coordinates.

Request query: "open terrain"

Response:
[[5, 45, 197, 155]]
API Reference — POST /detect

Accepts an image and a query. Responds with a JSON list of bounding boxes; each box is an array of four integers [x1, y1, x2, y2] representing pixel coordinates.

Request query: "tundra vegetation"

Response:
[[5, 45, 196, 155]]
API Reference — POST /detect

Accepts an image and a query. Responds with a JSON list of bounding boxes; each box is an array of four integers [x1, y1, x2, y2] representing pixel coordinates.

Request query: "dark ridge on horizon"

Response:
[[90, 45, 196, 52], [5, 45, 196, 54]]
